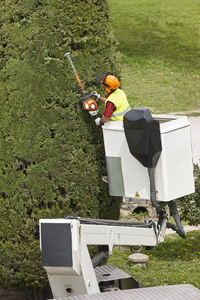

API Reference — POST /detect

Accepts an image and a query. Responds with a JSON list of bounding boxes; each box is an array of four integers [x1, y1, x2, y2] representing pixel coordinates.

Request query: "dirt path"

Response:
[[166, 224, 200, 235]]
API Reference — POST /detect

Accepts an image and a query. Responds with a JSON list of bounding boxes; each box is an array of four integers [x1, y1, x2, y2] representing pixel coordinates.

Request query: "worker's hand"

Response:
[[91, 91, 100, 100], [95, 117, 101, 126]]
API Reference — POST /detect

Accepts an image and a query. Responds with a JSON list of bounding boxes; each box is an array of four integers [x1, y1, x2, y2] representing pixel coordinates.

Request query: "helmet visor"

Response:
[[95, 72, 113, 86]]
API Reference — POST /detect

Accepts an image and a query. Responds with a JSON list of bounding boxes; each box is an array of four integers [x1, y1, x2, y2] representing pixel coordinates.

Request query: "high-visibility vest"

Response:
[[106, 89, 130, 121]]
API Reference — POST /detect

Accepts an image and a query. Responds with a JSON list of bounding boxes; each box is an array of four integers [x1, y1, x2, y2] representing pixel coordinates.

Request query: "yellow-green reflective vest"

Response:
[[105, 89, 130, 121]]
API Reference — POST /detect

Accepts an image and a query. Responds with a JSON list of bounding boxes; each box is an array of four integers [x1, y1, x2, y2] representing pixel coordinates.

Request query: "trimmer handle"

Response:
[[79, 92, 94, 103]]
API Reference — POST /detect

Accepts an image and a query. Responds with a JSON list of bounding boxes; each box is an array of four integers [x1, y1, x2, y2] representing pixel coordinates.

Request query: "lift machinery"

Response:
[[40, 109, 199, 300]]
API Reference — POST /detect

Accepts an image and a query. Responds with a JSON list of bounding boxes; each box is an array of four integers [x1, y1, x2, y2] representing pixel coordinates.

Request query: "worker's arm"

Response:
[[95, 101, 115, 126], [99, 96, 106, 103]]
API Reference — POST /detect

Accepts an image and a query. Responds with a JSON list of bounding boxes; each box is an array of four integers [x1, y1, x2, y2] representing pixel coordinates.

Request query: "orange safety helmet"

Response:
[[95, 72, 120, 93]]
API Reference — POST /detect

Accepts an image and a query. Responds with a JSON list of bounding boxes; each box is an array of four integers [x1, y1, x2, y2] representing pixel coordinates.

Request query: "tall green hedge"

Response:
[[0, 0, 122, 292]]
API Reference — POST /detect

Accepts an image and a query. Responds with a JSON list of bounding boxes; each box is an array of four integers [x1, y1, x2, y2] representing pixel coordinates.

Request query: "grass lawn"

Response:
[[107, 231, 200, 289], [109, 0, 200, 114], [106, 0, 200, 289]]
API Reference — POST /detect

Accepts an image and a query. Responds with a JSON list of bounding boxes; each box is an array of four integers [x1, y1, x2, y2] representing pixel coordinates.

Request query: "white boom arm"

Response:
[[39, 217, 166, 299]]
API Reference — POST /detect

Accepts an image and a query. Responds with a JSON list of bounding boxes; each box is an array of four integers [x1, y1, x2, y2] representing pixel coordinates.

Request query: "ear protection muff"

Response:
[[102, 72, 114, 88]]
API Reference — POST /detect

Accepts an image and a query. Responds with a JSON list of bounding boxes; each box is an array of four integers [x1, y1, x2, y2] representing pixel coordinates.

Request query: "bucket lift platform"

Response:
[[102, 111, 195, 200]]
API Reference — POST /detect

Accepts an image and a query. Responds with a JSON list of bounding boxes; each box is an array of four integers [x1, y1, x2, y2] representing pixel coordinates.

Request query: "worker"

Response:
[[91, 72, 131, 183], [91, 72, 130, 126]]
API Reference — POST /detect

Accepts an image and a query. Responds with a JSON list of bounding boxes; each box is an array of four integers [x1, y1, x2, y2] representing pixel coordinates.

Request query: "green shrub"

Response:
[[0, 0, 122, 292], [177, 164, 200, 226]]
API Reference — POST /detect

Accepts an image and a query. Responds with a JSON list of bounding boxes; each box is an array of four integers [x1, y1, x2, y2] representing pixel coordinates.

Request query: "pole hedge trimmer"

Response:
[[64, 52, 99, 117]]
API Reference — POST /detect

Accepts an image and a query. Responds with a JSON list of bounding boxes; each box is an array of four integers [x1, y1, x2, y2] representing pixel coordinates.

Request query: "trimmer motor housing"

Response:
[[80, 92, 99, 112]]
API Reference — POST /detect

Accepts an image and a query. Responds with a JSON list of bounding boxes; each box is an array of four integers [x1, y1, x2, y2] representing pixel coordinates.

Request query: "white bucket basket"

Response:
[[102, 114, 195, 202]]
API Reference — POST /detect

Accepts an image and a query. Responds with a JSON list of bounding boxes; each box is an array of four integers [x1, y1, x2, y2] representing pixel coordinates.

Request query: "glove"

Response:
[[89, 110, 98, 117], [91, 91, 100, 100], [95, 117, 101, 126]]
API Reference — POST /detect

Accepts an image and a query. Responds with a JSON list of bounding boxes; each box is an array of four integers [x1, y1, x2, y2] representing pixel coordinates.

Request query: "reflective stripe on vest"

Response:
[[106, 89, 130, 121], [111, 105, 131, 118]]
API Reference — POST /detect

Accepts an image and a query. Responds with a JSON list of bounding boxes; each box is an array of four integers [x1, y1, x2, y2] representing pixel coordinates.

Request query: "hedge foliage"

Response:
[[0, 0, 122, 291]]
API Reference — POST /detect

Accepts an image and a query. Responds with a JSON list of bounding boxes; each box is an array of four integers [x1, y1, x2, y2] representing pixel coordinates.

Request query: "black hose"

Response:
[[148, 168, 166, 209], [92, 252, 109, 268], [168, 201, 186, 238], [148, 168, 186, 239]]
